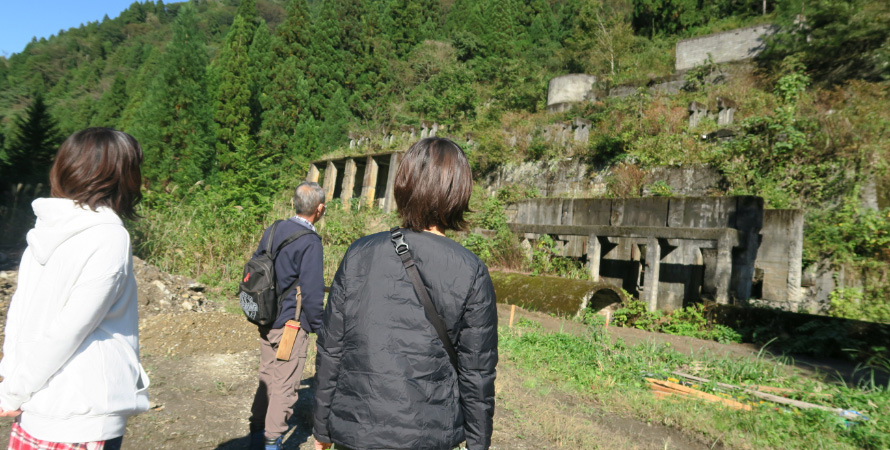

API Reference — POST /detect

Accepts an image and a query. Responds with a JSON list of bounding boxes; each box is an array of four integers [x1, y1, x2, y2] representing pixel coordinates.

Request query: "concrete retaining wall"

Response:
[[547, 74, 597, 112], [676, 24, 778, 71], [485, 161, 723, 199]]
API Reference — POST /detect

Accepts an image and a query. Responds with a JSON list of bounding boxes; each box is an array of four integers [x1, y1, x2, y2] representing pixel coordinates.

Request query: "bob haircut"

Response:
[[49, 127, 144, 221], [394, 137, 472, 231]]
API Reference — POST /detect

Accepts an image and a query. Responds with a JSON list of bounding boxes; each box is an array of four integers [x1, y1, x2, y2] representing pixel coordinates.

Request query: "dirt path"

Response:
[[0, 261, 859, 449]]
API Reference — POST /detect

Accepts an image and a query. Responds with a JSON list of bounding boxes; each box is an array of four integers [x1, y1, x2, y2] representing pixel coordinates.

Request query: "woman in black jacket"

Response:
[[313, 138, 498, 450]]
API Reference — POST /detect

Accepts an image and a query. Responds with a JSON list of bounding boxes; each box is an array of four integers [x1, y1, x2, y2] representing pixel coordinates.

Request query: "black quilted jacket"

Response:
[[313, 229, 498, 450]]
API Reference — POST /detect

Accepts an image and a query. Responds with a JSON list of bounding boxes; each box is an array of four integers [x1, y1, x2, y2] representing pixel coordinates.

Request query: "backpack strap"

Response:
[[390, 227, 459, 372], [269, 224, 318, 304]]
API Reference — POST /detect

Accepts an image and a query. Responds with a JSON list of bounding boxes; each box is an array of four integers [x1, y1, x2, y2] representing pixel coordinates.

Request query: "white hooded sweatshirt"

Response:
[[0, 198, 149, 442]]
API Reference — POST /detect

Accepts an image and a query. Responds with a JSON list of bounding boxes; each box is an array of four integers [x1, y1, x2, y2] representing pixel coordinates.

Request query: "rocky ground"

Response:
[[0, 257, 821, 450]]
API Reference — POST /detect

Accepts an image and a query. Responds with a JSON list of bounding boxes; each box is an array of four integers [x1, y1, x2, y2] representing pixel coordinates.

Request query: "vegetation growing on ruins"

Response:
[[0, 0, 887, 324]]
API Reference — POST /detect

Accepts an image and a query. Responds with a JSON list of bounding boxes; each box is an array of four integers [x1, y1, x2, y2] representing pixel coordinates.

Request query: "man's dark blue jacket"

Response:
[[253, 218, 324, 331]]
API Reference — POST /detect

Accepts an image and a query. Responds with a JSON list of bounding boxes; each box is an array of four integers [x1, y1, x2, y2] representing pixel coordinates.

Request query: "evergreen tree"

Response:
[[257, 56, 313, 157], [386, 0, 440, 57], [119, 47, 161, 132], [212, 14, 255, 170], [445, 0, 485, 61], [324, 0, 393, 120], [0, 116, 6, 178], [93, 72, 129, 127], [273, 0, 312, 61], [480, 0, 522, 58], [236, 0, 258, 27], [130, 4, 215, 187], [5, 94, 63, 185], [317, 88, 353, 152], [248, 19, 274, 135], [304, 1, 346, 119]]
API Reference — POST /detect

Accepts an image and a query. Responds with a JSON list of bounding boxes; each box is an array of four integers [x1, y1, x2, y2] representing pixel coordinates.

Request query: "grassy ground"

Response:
[[500, 316, 890, 450]]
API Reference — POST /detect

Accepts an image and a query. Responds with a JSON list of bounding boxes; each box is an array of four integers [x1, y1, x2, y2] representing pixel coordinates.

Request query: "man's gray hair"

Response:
[[294, 181, 326, 216]]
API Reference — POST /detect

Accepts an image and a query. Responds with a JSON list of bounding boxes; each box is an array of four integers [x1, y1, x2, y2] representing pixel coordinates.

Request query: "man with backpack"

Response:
[[246, 181, 326, 450]]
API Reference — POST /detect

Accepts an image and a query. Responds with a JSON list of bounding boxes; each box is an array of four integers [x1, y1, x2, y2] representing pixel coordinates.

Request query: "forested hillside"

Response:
[[0, 0, 888, 321]]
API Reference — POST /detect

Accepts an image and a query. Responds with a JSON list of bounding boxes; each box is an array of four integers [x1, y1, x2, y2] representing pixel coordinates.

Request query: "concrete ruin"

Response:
[[675, 24, 778, 71], [509, 197, 804, 311], [485, 161, 724, 199], [546, 74, 597, 112], [307, 152, 402, 212]]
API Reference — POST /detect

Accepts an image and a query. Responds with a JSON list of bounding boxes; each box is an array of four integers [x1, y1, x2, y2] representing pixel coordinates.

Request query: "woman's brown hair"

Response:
[[49, 127, 144, 220], [394, 137, 473, 231]]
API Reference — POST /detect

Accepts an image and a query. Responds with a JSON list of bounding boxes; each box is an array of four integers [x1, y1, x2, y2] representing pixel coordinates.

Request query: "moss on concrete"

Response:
[[490, 271, 625, 318]]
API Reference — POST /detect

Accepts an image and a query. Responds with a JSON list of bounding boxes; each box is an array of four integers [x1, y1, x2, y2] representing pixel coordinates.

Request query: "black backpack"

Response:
[[239, 220, 316, 327]]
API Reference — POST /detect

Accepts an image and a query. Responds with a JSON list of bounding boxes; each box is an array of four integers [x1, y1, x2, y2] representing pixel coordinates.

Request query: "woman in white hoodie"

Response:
[[0, 128, 150, 450]]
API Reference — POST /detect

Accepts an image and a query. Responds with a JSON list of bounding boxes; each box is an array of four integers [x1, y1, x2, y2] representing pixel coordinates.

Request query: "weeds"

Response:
[[611, 299, 743, 344], [501, 320, 890, 450]]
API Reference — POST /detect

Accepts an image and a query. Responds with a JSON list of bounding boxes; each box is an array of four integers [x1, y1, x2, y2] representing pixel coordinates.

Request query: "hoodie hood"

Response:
[[26, 198, 123, 265]]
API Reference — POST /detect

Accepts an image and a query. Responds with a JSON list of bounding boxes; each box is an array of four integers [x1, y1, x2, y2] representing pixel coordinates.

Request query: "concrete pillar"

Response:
[[787, 212, 804, 303], [643, 237, 661, 311], [307, 164, 320, 183], [360, 156, 379, 209], [323, 161, 337, 204], [689, 101, 708, 129], [715, 234, 733, 304], [587, 234, 601, 282], [341, 158, 357, 210], [383, 153, 401, 213], [718, 108, 735, 126]]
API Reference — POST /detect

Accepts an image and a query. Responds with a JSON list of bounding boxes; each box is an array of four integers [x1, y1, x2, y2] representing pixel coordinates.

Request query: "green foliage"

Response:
[[0, 0, 887, 330], [829, 287, 890, 324], [409, 62, 478, 123], [385, 0, 439, 57], [529, 235, 588, 279], [631, 0, 766, 38], [461, 189, 525, 270], [646, 180, 673, 196], [129, 3, 216, 187], [212, 14, 257, 167], [712, 61, 826, 208], [92, 72, 129, 127], [806, 203, 890, 265], [501, 320, 889, 450], [565, 0, 634, 81], [764, 0, 890, 84], [613, 299, 743, 344]]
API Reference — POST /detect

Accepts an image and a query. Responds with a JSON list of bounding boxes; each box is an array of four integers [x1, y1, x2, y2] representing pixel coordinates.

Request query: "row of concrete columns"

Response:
[[584, 232, 734, 310], [306, 153, 402, 213]]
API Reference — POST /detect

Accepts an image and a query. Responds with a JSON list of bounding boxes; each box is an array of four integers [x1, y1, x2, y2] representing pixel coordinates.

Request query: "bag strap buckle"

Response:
[[390, 227, 409, 256]]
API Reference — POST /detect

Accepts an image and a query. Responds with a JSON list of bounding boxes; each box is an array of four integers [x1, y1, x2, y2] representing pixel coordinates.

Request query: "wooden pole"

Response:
[[671, 371, 858, 419], [509, 305, 516, 328]]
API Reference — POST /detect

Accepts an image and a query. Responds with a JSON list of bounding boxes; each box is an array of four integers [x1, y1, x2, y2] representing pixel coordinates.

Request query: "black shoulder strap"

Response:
[[264, 220, 282, 255], [272, 228, 317, 260], [390, 227, 459, 372], [269, 222, 318, 299]]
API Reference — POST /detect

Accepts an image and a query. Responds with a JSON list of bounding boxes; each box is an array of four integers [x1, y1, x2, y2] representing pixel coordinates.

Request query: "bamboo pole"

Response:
[[671, 371, 857, 419], [646, 378, 752, 411]]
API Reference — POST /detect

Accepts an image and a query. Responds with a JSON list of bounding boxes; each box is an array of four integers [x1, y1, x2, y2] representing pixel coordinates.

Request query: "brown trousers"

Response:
[[249, 326, 310, 440]]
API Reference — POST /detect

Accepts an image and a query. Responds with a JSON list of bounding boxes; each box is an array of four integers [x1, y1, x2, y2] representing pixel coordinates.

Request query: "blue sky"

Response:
[[0, 1, 136, 56]]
